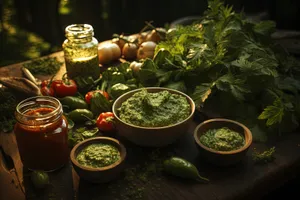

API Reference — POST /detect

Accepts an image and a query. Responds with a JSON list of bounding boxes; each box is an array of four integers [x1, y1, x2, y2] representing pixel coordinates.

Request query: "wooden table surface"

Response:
[[1, 52, 300, 200]]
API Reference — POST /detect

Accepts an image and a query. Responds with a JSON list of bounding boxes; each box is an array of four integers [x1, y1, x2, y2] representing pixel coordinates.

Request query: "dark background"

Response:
[[0, 0, 300, 66]]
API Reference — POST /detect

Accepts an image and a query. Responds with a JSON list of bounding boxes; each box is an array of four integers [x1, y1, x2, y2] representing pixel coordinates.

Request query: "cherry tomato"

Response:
[[85, 90, 109, 104], [41, 80, 49, 88], [96, 112, 115, 132], [41, 86, 55, 96]]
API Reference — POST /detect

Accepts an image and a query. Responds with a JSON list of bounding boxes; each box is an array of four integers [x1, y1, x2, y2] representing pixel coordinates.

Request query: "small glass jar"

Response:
[[14, 96, 69, 171], [62, 24, 100, 79]]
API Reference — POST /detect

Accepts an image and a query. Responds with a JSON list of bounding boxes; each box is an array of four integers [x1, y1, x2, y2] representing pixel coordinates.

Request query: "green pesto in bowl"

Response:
[[76, 143, 121, 168], [199, 127, 245, 151], [117, 89, 190, 127]]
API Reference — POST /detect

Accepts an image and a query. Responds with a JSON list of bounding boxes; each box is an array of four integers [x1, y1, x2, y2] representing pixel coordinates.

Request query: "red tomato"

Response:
[[52, 79, 77, 97], [85, 90, 109, 104], [41, 86, 55, 96], [96, 112, 115, 132], [41, 80, 49, 88]]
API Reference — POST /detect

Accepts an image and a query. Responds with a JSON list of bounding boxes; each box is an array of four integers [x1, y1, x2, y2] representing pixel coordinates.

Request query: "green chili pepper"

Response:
[[163, 157, 209, 183], [31, 171, 49, 189], [66, 109, 94, 123], [59, 96, 88, 110]]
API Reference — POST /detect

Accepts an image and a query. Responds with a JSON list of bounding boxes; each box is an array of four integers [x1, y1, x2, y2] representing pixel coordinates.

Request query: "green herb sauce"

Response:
[[76, 143, 120, 168], [118, 89, 191, 127], [199, 127, 245, 151], [65, 55, 100, 79]]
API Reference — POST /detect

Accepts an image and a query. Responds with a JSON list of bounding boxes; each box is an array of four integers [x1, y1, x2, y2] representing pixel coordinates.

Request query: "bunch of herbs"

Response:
[[93, 0, 300, 141], [138, 0, 300, 140]]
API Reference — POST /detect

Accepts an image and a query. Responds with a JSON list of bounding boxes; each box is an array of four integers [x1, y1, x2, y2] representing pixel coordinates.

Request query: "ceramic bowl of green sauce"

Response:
[[70, 137, 126, 183], [112, 87, 195, 147], [194, 118, 253, 166]]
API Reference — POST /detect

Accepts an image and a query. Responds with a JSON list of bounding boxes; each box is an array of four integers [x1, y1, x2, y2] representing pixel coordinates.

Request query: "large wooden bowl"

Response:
[[194, 118, 253, 166], [112, 87, 195, 147], [70, 137, 126, 183]]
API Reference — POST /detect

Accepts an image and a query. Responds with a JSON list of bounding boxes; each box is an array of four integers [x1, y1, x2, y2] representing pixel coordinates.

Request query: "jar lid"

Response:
[[65, 24, 94, 39]]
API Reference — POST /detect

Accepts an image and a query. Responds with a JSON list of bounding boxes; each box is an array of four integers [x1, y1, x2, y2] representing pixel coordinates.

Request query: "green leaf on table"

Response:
[[258, 98, 284, 126], [81, 127, 99, 138]]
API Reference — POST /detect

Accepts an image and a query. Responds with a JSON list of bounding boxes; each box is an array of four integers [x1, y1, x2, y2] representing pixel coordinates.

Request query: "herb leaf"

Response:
[[258, 98, 284, 126]]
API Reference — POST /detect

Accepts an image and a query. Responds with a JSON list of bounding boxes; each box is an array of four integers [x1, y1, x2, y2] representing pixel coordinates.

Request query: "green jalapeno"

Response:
[[31, 171, 49, 189], [163, 157, 209, 183], [59, 96, 88, 110], [66, 109, 94, 123]]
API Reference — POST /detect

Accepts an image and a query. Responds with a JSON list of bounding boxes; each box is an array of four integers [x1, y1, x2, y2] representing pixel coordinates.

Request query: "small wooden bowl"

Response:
[[70, 137, 126, 183], [194, 118, 253, 166], [112, 87, 195, 147]]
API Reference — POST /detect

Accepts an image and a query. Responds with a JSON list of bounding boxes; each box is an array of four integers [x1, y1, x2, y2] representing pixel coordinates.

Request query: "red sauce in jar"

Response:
[[14, 97, 69, 171]]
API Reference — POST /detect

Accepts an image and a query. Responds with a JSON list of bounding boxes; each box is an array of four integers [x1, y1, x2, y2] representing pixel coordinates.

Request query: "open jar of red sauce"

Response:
[[14, 96, 69, 171]]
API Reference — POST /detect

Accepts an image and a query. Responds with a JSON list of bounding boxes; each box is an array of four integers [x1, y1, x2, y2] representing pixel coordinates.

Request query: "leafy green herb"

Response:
[[81, 127, 98, 138], [90, 92, 112, 117], [67, 126, 100, 147], [252, 147, 276, 163], [0, 89, 17, 132], [258, 98, 284, 126], [23, 57, 62, 75], [148, 0, 300, 138]]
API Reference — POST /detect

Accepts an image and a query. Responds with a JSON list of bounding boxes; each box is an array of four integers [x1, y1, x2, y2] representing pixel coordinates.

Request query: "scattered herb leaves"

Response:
[[23, 57, 62, 75], [252, 146, 276, 164]]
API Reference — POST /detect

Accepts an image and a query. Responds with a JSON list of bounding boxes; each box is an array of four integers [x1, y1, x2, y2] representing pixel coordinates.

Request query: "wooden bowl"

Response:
[[194, 118, 253, 166], [70, 137, 126, 183], [112, 87, 195, 147]]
